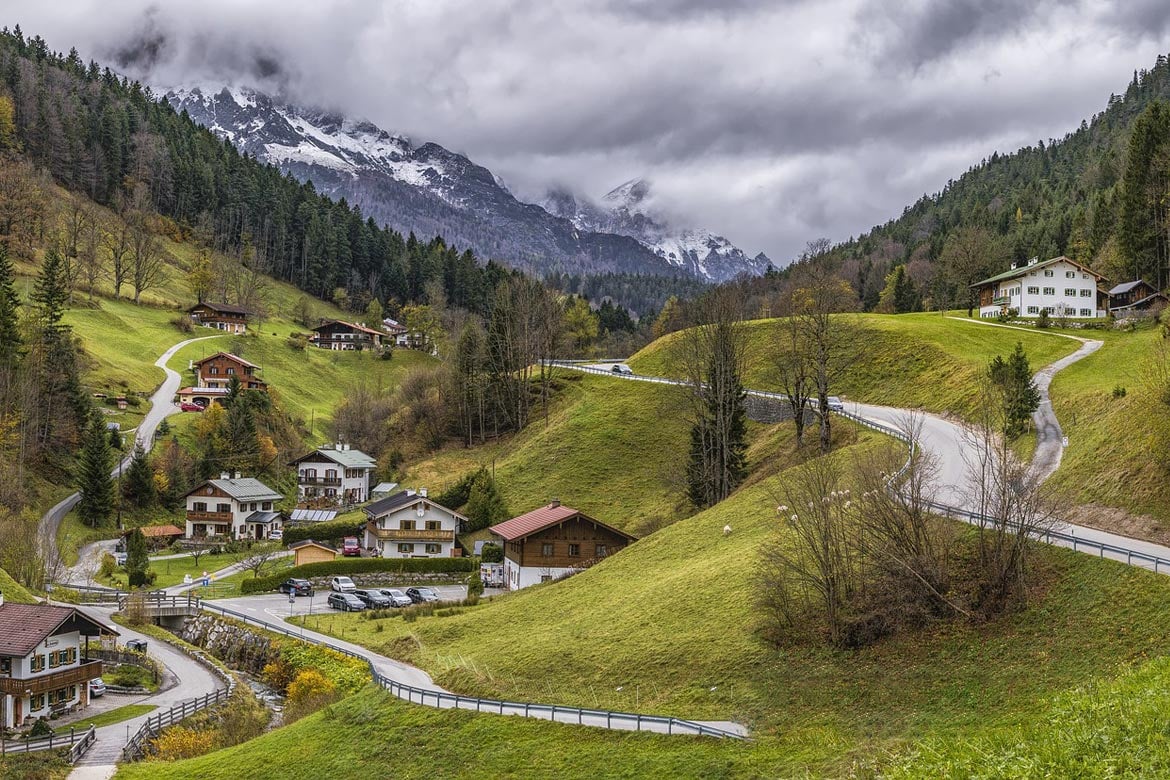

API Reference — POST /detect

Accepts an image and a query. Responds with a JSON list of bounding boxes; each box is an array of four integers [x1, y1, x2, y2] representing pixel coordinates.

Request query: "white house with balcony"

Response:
[[362, 489, 465, 558], [183, 474, 284, 541], [0, 597, 115, 729], [290, 444, 377, 507], [973, 256, 1109, 319]]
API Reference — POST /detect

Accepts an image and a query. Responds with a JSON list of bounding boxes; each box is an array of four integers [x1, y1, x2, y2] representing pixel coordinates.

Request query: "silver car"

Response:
[[378, 588, 413, 607]]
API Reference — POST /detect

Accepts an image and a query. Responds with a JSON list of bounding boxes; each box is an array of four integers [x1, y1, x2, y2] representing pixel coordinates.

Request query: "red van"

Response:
[[342, 536, 361, 557]]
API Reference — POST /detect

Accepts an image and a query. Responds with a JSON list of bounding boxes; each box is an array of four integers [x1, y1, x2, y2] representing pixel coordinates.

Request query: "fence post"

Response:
[[637, 714, 642, 732]]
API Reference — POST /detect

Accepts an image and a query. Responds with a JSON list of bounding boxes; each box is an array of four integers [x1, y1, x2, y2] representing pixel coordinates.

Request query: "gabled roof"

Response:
[[0, 604, 117, 657], [133, 524, 185, 538], [364, 490, 466, 522], [289, 539, 338, 553], [244, 511, 283, 525], [489, 503, 638, 543], [382, 318, 407, 333], [971, 256, 1108, 288], [312, 319, 384, 337], [192, 351, 261, 370], [185, 477, 283, 503], [1108, 280, 1151, 296], [189, 301, 251, 315], [289, 446, 377, 470]]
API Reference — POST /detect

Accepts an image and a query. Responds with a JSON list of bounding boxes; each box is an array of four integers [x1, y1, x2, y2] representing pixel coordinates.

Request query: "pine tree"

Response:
[[465, 468, 509, 531], [125, 527, 150, 588], [989, 342, 1041, 439], [0, 242, 21, 372], [108, 425, 122, 450], [76, 417, 114, 528], [686, 343, 748, 508], [123, 441, 156, 509]]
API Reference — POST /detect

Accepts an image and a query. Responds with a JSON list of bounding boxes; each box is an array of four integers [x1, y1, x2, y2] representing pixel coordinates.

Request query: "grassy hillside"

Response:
[[631, 313, 1078, 419], [0, 567, 38, 603]]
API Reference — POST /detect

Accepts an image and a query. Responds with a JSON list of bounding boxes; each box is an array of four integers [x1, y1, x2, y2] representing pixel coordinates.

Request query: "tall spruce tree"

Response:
[[989, 342, 1041, 439], [76, 417, 114, 528], [0, 243, 21, 372], [123, 440, 156, 509], [125, 527, 149, 588], [465, 468, 509, 531], [685, 327, 748, 509], [31, 246, 88, 451]]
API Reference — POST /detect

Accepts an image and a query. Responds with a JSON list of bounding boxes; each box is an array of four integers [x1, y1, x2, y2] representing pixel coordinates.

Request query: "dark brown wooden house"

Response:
[[489, 502, 636, 590], [191, 352, 267, 392], [1108, 280, 1169, 315], [310, 320, 385, 351], [188, 302, 251, 334]]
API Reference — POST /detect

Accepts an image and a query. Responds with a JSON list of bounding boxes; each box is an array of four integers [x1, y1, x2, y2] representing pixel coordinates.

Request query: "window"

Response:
[[541, 543, 554, 557], [249, 502, 257, 511], [425, 544, 441, 554], [262, 502, 272, 511], [540, 575, 552, 583], [30, 654, 44, 673], [1, 658, 10, 675], [425, 520, 441, 531], [325, 469, 337, 480], [398, 543, 414, 554], [1042, 287, 1055, 296], [1082, 273, 1090, 279], [226, 367, 236, 374], [596, 544, 609, 558], [49, 650, 59, 668], [1027, 286, 1039, 295], [209, 366, 219, 375], [216, 503, 231, 513], [1066, 270, 1076, 278], [193, 501, 207, 512], [1080, 289, 1092, 297], [67, 648, 76, 664], [1044, 270, 1054, 277], [568, 543, 580, 556], [30, 693, 44, 710], [400, 519, 416, 531], [1064, 288, 1077, 297], [1027, 306, 1039, 314], [1080, 308, 1092, 316]]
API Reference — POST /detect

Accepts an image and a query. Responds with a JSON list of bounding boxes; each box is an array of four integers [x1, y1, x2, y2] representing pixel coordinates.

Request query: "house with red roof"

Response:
[[488, 502, 637, 590]]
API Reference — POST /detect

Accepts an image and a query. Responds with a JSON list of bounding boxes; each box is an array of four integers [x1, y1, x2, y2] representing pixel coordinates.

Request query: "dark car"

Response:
[[278, 578, 313, 596], [353, 588, 392, 608], [326, 592, 365, 612], [406, 586, 440, 604]]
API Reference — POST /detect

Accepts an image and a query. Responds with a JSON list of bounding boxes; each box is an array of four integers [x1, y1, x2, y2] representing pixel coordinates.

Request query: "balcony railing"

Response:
[[366, 523, 454, 542], [298, 476, 342, 486], [0, 660, 103, 695], [186, 510, 232, 524]]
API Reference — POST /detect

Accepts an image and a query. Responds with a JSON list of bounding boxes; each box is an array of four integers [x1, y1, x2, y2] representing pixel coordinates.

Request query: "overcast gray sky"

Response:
[[8, 1, 1170, 263]]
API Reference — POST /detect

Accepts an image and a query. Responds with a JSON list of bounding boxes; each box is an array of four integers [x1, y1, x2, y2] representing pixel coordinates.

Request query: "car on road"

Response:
[[278, 578, 313, 596], [179, 401, 204, 412], [341, 536, 361, 557], [611, 363, 634, 375], [326, 592, 365, 612], [330, 575, 356, 593], [89, 678, 106, 697], [378, 588, 413, 607], [406, 586, 440, 604], [826, 396, 844, 412], [114, 552, 127, 566], [353, 589, 392, 608]]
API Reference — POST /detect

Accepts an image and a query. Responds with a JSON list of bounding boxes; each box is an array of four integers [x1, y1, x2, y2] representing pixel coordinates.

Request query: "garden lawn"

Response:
[[79, 703, 157, 729]]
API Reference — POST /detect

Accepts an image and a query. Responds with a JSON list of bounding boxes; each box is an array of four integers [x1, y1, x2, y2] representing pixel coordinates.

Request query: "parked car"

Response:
[[353, 589, 392, 608], [406, 586, 440, 604], [610, 363, 634, 375], [826, 396, 844, 412], [341, 536, 361, 557], [114, 552, 127, 566], [327, 592, 365, 612], [378, 588, 413, 607], [179, 401, 204, 412], [330, 575, 357, 593], [278, 578, 313, 596], [89, 678, 106, 697], [268, 528, 284, 541]]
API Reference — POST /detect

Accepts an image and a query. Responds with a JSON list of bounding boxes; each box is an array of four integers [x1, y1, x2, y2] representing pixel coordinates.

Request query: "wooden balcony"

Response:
[[299, 476, 342, 486], [366, 522, 453, 543], [186, 510, 232, 524], [0, 660, 102, 695]]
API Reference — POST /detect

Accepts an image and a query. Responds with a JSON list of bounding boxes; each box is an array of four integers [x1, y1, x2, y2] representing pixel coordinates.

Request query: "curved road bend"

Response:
[[41, 335, 224, 579], [68, 609, 226, 780]]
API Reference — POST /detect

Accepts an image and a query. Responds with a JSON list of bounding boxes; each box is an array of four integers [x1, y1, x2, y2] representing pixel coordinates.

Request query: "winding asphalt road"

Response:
[[40, 334, 224, 577]]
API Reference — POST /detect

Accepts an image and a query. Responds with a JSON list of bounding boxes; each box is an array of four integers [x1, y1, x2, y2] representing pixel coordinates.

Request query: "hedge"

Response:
[[283, 517, 365, 546], [240, 556, 476, 594]]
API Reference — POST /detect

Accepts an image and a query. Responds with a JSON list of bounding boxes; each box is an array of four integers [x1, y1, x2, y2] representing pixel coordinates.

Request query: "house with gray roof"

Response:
[[183, 473, 285, 540], [1107, 279, 1169, 314], [290, 443, 378, 506], [363, 488, 466, 559], [971, 256, 1110, 319]]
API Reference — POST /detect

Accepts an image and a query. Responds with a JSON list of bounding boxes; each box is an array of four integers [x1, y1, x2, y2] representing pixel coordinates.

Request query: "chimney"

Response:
[[220, 472, 230, 480], [419, 487, 428, 498], [406, 489, 416, 497], [234, 471, 242, 480], [549, 499, 560, 508]]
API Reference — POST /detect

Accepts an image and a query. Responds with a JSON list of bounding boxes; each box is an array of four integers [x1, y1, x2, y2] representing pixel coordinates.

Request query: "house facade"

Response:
[[363, 489, 464, 559], [0, 599, 115, 729], [310, 320, 384, 351], [972, 256, 1109, 319], [188, 302, 250, 334], [382, 317, 410, 347], [183, 475, 284, 540], [489, 502, 637, 590], [1108, 280, 1169, 315], [192, 352, 267, 392], [290, 444, 377, 506]]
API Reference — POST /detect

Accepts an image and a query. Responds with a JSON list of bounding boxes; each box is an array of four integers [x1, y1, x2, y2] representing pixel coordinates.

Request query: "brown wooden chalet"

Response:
[[310, 320, 385, 351], [188, 301, 251, 334], [192, 352, 267, 392], [1108, 280, 1169, 314], [488, 502, 636, 590]]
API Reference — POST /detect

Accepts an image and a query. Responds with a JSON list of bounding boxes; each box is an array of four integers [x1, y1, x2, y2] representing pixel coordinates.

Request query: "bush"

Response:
[[170, 316, 194, 333], [1113, 385, 1127, 398], [282, 518, 364, 546], [1037, 309, 1051, 329], [151, 726, 215, 761], [434, 471, 478, 509], [239, 556, 476, 594], [27, 718, 52, 738], [99, 553, 116, 579], [467, 570, 484, 598], [286, 335, 306, 351], [480, 542, 503, 563], [284, 669, 339, 723]]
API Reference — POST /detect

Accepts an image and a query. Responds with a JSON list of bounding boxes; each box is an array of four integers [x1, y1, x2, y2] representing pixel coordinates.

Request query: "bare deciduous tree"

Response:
[[102, 215, 132, 299], [773, 290, 814, 447], [236, 544, 281, 579], [128, 212, 166, 304]]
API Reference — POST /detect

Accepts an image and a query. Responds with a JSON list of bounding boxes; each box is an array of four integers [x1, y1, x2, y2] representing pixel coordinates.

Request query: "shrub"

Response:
[[152, 726, 215, 761], [1037, 309, 1051, 329], [284, 668, 340, 723], [27, 717, 52, 738], [99, 553, 116, 579], [286, 335, 306, 351], [239, 556, 475, 594], [1113, 385, 1127, 398], [480, 542, 503, 563], [262, 656, 296, 693], [170, 316, 194, 333], [282, 518, 364, 545], [467, 570, 484, 598]]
